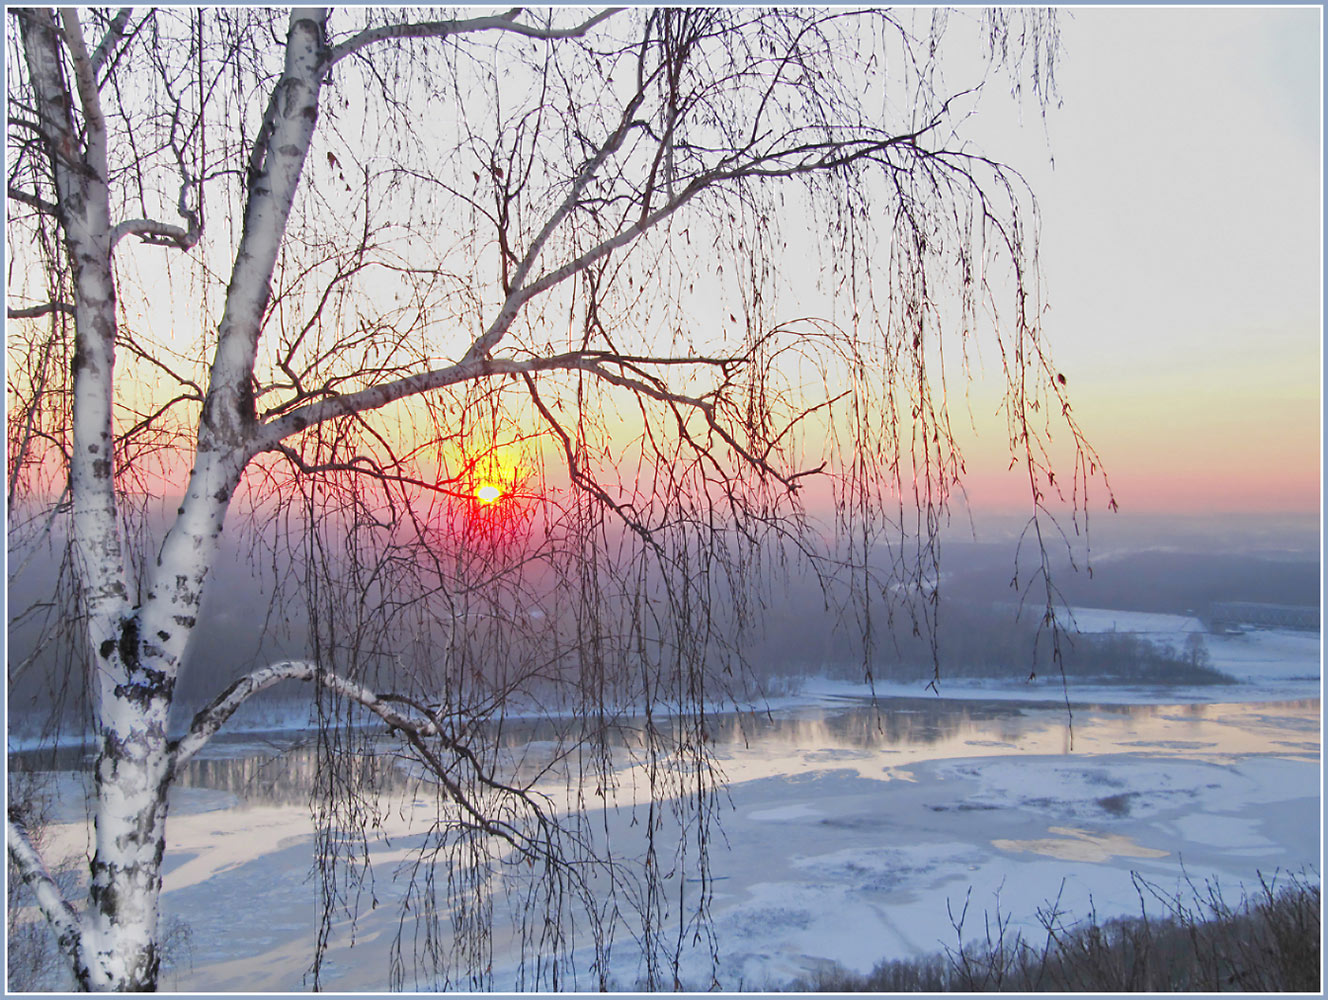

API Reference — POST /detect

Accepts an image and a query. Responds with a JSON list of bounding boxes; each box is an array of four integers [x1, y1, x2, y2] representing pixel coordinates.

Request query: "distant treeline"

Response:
[[747, 595, 1230, 686], [939, 543, 1320, 617]]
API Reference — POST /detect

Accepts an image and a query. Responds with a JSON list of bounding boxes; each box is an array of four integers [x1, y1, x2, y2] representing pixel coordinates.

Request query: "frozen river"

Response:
[[10, 616, 1321, 991]]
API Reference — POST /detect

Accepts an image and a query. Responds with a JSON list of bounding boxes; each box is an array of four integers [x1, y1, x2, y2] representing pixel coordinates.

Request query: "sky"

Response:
[[9, 7, 1319, 536], [951, 6, 1321, 522]]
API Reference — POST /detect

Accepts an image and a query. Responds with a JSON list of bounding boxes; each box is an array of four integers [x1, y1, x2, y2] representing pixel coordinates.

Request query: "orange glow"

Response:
[[474, 483, 503, 504]]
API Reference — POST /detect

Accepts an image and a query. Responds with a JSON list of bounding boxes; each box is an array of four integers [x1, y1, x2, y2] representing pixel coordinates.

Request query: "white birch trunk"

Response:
[[14, 8, 330, 990]]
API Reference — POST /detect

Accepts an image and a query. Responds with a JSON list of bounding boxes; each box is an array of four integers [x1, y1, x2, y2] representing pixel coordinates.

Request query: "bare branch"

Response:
[[7, 301, 74, 319], [170, 660, 316, 766], [169, 660, 550, 856], [7, 185, 59, 215], [275, 444, 477, 500], [109, 216, 199, 250], [252, 349, 740, 452], [328, 7, 624, 66], [462, 178, 703, 364]]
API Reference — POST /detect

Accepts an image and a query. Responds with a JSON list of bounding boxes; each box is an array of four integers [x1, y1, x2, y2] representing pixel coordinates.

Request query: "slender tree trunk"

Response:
[[18, 11, 163, 986], [15, 8, 330, 989]]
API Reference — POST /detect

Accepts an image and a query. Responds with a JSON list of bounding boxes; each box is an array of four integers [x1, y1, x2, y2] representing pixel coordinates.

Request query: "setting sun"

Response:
[[474, 483, 503, 504]]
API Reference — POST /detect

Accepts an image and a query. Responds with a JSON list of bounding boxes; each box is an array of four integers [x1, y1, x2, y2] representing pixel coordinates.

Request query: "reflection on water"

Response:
[[8, 697, 1320, 811], [992, 826, 1170, 863]]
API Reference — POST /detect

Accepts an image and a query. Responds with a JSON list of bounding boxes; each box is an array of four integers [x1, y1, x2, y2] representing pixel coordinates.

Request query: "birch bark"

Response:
[[13, 9, 330, 990]]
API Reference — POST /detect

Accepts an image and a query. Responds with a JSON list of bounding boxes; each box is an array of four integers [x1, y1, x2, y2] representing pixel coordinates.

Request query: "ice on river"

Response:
[[12, 611, 1320, 991]]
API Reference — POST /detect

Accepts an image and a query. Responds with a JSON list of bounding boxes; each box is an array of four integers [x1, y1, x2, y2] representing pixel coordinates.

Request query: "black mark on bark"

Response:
[[117, 616, 140, 673]]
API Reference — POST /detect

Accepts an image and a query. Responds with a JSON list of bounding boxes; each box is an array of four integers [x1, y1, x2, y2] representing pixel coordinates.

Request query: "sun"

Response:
[[474, 483, 503, 504]]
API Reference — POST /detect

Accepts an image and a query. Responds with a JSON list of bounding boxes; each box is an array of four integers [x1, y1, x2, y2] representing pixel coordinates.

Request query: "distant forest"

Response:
[[743, 542, 1317, 685]]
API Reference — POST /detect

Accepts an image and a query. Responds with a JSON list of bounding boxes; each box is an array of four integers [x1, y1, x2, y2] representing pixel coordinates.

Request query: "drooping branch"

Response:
[[327, 7, 624, 67], [462, 124, 948, 367], [521, 371, 658, 545], [169, 660, 554, 856], [579, 360, 811, 492]]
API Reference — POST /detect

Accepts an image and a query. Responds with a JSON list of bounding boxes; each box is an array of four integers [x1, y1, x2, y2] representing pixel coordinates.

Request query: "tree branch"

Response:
[[251, 349, 740, 453], [58, 10, 108, 168], [109, 216, 200, 250], [89, 7, 132, 76], [578, 359, 807, 491], [328, 7, 623, 66], [461, 177, 705, 365], [172, 660, 452, 768], [7, 185, 59, 215], [464, 118, 950, 367], [500, 63, 658, 313], [275, 444, 480, 500], [6, 814, 85, 976], [169, 660, 551, 855], [7, 301, 74, 320], [170, 660, 319, 767]]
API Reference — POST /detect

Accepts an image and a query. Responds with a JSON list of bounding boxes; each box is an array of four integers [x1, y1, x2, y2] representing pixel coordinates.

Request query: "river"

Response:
[[9, 690, 1320, 990]]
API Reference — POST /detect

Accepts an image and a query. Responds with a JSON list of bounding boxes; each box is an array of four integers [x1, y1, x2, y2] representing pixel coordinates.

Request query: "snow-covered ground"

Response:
[[697, 752, 1316, 989], [1062, 607, 1207, 636], [10, 610, 1320, 992]]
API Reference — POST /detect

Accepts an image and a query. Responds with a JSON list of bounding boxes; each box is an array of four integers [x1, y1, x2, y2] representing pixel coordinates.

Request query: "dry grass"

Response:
[[791, 869, 1321, 993]]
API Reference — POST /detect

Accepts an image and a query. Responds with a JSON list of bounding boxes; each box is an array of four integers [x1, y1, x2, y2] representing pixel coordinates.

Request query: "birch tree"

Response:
[[6, 6, 1109, 992]]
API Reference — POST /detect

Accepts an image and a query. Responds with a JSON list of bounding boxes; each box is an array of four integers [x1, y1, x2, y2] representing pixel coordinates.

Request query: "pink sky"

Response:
[[36, 8, 1323, 531], [951, 7, 1320, 521]]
